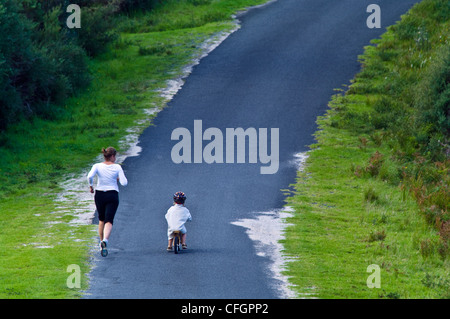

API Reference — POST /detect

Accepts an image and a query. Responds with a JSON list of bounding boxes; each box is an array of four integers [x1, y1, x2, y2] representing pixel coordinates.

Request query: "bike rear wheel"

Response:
[[174, 235, 179, 254]]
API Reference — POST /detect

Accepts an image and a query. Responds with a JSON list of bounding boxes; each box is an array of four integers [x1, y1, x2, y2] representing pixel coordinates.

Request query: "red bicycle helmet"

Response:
[[173, 191, 186, 204]]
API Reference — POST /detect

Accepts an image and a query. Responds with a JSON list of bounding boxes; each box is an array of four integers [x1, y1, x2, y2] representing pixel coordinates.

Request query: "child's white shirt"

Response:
[[165, 204, 192, 237]]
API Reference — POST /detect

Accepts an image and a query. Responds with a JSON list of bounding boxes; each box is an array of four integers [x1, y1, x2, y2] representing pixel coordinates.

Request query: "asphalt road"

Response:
[[86, 0, 419, 299]]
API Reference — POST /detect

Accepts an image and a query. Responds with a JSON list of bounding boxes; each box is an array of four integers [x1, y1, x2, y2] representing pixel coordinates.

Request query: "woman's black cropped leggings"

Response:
[[94, 190, 119, 225]]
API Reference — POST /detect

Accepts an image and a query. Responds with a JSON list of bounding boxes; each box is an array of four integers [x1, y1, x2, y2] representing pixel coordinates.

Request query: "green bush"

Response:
[[116, 0, 159, 13], [0, 0, 93, 130], [0, 0, 43, 128], [378, 159, 402, 185], [37, 42, 91, 105], [75, 4, 119, 56], [414, 45, 450, 161]]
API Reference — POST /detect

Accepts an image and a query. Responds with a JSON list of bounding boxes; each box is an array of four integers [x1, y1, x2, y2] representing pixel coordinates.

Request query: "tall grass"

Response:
[[336, 0, 449, 244]]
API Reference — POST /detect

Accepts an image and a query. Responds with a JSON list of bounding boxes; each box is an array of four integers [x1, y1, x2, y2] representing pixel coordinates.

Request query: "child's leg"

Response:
[[167, 229, 173, 248], [181, 233, 186, 245]]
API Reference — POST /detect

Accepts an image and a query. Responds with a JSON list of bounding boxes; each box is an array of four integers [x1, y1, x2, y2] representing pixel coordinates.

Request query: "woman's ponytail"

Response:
[[102, 147, 117, 161]]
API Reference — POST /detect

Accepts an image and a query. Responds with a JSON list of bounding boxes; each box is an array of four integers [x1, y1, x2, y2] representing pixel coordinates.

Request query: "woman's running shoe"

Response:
[[100, 241, 108, 257]]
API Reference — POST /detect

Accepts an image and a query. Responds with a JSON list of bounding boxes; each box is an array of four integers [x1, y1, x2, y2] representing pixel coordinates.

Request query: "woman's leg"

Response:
[[102, 191, 119, 243], [98, 221, 105, 241], [103, 222, 113, 242], [98, 221, 113, 242], [95, 192, 106, 242]]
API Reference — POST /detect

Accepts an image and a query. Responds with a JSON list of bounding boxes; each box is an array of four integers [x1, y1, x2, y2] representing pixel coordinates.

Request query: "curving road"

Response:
[[86, 0, 419, 299]]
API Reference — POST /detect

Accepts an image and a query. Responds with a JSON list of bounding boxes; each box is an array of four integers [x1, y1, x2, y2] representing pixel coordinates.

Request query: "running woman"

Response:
[[87, 147, 128, 257]]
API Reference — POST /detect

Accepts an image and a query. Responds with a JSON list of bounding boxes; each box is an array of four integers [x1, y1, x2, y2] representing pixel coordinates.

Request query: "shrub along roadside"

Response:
[[0, 0, 162, 132], [284, 0, 449, 298]]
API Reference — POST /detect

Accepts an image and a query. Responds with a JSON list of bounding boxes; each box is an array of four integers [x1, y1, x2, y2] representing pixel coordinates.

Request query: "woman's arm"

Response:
[[87, 164, 98, 193], [117, 165, 128, 186]]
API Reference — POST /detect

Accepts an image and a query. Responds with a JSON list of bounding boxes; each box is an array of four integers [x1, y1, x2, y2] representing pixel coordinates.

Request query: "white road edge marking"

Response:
[[230, 152, 310, 299]]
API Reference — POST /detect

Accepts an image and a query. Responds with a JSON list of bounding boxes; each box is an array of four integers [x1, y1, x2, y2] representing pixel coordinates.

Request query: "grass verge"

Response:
[[284, 0, 449, 299], [0, 0, 269, 298]]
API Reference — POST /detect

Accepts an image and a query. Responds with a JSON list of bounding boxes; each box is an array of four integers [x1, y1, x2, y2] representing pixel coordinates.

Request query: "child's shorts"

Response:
[[168, 226, 186, 239]]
